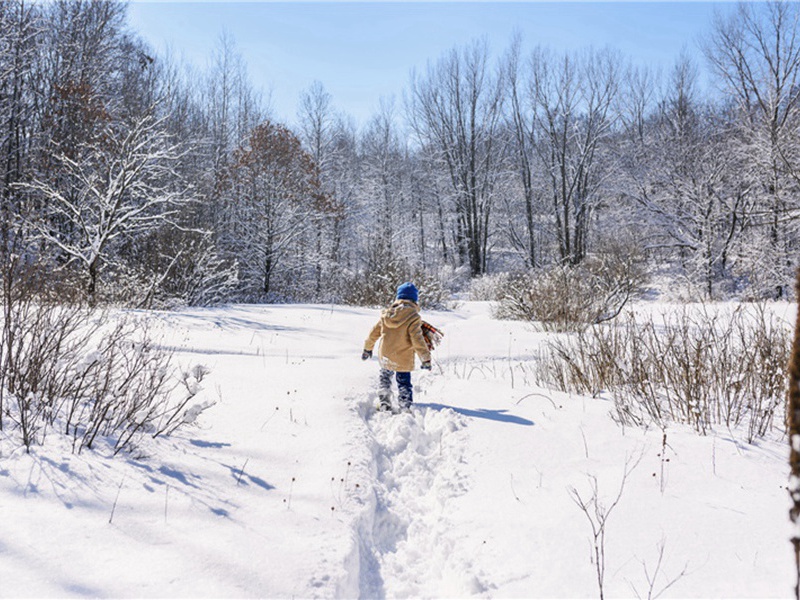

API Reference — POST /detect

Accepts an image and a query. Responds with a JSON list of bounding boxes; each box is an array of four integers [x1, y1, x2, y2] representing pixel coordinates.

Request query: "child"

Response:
[[362, 282, 431, 411]]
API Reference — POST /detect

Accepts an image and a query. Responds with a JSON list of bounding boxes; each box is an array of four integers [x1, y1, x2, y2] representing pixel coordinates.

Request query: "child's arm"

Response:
[[364, 320, 382, 352]]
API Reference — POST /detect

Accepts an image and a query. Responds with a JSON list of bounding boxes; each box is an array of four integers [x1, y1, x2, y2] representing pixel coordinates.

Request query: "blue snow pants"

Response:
[[379, 368, 413, 406]]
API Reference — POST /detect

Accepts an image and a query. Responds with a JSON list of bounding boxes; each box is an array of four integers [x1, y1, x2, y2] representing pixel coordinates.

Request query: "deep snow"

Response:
[[0, 301, 794, 598]]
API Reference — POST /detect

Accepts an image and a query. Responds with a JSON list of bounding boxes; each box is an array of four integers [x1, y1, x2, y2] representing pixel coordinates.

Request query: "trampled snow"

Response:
[[0, 301, 794, 598]]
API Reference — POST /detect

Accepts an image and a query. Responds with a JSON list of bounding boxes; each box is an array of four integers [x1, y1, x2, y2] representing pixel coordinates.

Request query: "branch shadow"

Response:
[[224, 463, 274, 490]]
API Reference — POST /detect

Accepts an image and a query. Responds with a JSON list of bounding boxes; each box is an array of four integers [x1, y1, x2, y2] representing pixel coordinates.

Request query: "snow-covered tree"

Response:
[[21, 113, 193, 299], [296, 81, 347, 297], [527, 46, 621, 266], [619, 56, 752, 298], [705, 0, 800, 297], [503, 35, 546, 269]]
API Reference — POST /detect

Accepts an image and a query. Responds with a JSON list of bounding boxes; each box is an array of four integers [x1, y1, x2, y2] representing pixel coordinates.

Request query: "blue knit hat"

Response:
[[396, 282, 419, 303]]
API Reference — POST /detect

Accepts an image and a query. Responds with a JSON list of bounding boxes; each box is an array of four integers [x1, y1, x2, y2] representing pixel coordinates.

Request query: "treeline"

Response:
[[2, 0, 799, 307]]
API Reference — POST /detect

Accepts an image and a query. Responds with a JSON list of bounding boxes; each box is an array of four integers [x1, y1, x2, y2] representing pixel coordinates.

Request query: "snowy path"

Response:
[[352, 399, 487, 598]]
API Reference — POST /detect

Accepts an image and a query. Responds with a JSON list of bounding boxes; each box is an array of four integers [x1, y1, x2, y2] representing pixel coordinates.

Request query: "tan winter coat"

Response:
[[364, 299, 431, 372]]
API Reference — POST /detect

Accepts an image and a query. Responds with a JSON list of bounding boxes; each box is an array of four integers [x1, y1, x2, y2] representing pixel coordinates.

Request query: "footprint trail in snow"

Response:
[[355, 399, 489, 599]]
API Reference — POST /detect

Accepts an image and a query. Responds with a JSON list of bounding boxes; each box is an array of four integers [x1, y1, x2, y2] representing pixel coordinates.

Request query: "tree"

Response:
[[0, 0, 37, 209], [205, 32, 262, 191], [504, 35, 544, 269], [359, 99, 410, 256], [626, 57, 752, 298], [408, 39, 505, 276], [227, 120, 324, 298], [296, 81, 345, 296], [35, 0, 129, 161], [528, 46, 621, 266], [705, 0, 800, 297], [21, 113, 193, 299]]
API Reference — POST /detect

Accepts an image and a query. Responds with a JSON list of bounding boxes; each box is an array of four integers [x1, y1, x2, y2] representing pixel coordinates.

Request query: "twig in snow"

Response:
[[626, 538, 690, 600], [236, 459, 249, 486], [515, 392, 558, 409], [580, 426, 590, 459], [569, 452, 643, 600], [260, 406, 279, 431], [287, 477, 296, 510], [510, 473, 522, 503], [109, 476, 126, 524]]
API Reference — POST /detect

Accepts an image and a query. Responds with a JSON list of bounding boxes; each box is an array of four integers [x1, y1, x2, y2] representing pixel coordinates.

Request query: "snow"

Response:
[[0, 301, 794, 598]]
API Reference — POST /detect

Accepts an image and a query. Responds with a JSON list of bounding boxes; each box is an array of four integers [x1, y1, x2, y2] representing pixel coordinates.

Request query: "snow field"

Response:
[[0, 300, 795, 598]]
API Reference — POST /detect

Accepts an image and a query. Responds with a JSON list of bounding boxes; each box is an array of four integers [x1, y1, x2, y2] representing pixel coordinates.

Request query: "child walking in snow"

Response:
[[362, 282, 431, 412]]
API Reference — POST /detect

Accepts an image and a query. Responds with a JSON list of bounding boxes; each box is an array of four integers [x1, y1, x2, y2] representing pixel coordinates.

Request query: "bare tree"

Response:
[[207, 32, 248, 188], [528, 46, 621, 266], [297, 81, 346, 296], [0, 0, 38, 213], [35, 0, 128, 161], [298, 80, 336, 174], [618, 63, 660, 147], [359, 98, 411, 257], [227, 120, 323, 298], [621, 56, 751, 298], [504, 34, 544, 268], [408, 38, 505, 276]]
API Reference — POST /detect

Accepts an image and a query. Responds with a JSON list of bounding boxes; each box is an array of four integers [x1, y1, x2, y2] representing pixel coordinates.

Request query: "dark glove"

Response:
[[420, 360, 432, 370], [361, 349, 372, 361]]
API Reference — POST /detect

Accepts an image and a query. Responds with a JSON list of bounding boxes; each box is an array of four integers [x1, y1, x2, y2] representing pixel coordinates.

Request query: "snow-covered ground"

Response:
[[0, 301, 794, 598]]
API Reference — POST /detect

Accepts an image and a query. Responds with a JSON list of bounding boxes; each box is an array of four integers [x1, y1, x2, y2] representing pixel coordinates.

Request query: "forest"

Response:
[[1, 0, 799, 308]]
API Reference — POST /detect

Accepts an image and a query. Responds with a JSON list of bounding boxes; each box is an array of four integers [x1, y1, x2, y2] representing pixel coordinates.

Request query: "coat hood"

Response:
[[381, 299, 419, 329]]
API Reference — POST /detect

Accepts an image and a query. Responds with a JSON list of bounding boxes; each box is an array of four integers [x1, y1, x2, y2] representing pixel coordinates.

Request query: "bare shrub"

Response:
[[538, 303, 790, 441], [339, 244, 452, 309], [0, 257, 213, 454], [493, 250, 647, 331], [2, 301, 100, 448], [468, 272, 513, 301], [570, 454, 642, 600]]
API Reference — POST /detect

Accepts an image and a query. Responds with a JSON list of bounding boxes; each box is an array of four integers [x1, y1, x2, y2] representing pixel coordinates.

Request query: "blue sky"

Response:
[[127, 2, 734, 127]]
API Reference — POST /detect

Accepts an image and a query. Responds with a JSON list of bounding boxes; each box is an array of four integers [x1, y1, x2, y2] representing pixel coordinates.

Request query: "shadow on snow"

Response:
[[417, 403, 534, 426]]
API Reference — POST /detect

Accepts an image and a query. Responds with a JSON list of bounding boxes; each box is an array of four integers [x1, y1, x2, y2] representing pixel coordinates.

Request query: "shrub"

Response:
[[338, 244, 453, 309], [469, 272, 513, 301], [0, 257, 212, 455], [492, 250, 648, 331], [537, 303, 790, 442]]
